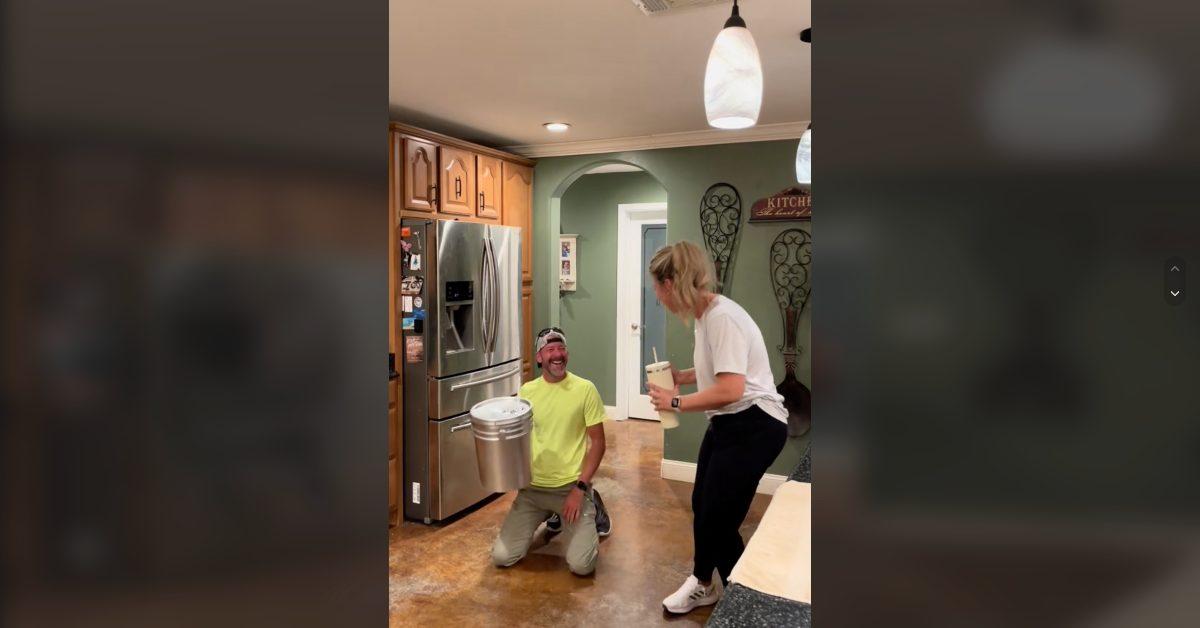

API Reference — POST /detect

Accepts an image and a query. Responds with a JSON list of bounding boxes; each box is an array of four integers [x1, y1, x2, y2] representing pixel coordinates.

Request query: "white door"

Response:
[[615, 203, 667, 421]]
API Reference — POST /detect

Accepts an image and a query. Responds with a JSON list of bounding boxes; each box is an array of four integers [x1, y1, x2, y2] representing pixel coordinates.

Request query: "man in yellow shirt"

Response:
[[490, 328, 611, 575]]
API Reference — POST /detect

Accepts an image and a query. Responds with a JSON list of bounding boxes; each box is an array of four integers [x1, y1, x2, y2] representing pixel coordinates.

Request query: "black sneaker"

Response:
[[545, 512, 562, 533], [593, 489, 611, 537]]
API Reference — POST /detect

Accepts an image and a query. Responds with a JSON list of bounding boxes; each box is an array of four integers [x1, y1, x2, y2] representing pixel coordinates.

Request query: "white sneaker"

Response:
[[661, 575, 720, 614]]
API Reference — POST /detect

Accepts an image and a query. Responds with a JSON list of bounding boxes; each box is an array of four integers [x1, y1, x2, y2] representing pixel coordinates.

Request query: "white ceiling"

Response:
[[389, 0, 811, 151]]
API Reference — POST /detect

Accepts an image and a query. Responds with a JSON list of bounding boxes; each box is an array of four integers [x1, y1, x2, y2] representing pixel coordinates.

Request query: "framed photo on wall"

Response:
[[560, 234, 577, 291]]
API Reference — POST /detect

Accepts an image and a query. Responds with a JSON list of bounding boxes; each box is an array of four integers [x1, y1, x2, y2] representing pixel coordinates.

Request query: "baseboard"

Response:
[[604, 405, 621, 421], [660, 459, 789, 496]]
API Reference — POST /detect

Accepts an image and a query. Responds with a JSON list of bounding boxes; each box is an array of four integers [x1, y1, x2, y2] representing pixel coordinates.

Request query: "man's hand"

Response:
[[561, 487, 585, 524], [647, 382, 680, 412]]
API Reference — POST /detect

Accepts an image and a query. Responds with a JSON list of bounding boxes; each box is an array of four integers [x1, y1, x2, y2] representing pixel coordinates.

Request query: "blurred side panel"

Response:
[[2, 1, 387, 627], [817, 0, 1200, 626]]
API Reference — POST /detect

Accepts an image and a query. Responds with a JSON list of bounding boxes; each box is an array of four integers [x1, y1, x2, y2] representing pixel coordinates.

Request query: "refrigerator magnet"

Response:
[[402, 296, 413, 313], [399, 276, 423, 296], [413, 296, 423, 309], [405, 336, 424, 363], [402, 317, 415, 331], [409, 254, 421, 271]]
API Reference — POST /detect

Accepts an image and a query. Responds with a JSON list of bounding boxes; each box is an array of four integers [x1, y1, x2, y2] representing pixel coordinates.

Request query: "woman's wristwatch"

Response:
[[575, 480, 591, 494], [671, 396, 681, 409]]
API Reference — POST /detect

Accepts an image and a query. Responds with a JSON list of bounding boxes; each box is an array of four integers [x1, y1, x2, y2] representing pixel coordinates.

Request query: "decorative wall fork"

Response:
[[699, 183, 742, 293], [770, 228, 812, 436]]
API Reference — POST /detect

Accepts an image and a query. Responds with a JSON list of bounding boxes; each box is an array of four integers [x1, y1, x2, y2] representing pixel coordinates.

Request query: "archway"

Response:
[[544, 159, 669, 415]]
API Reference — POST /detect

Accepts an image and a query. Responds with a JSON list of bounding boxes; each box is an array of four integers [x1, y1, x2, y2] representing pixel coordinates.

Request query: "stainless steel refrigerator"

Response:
[[399, 219, 522, 523]]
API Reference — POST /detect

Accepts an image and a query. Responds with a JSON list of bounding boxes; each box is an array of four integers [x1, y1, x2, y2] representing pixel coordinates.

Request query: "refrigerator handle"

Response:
[[488, 236, 498, 354], [489, 236, 500, 354], [480, 238, 491, 354], [484, 236, 494, 354], [448, 366, 521, 391]]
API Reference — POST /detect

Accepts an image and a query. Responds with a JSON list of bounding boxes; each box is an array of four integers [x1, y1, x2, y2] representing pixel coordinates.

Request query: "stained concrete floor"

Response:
[[389, 418, 772, 627]]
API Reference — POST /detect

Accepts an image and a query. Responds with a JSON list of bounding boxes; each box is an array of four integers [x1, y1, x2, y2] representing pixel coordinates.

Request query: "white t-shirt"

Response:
[[693, 295, 788, 423]]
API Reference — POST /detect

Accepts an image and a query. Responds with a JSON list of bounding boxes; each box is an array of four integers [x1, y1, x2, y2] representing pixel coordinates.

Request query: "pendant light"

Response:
[[796, 124, 811, 184], [704, 0, 763, 130], [796, 28, 811, 184]]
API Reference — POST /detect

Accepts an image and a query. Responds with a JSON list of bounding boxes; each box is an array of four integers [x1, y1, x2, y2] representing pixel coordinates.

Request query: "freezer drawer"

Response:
[[429, 414, 492, 520], [428, 360, 522, 420]]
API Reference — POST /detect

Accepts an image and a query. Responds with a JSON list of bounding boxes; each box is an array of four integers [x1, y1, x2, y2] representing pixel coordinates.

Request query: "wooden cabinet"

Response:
[[502, 162, 534, 283], [403, 137, 438, 212], [389, 122, 536, 523], [392, 122, 534, 226], [389, 377, 400, 525], [389, 137, 398, 356], [438, 146, 475, 217], [476, 155, 502, 221], [501, 160, 534, 381], [522, 285, 534, 382]]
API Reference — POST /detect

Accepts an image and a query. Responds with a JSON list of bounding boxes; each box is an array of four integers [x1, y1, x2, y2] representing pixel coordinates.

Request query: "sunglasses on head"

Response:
[[536, 326, 564, 338]]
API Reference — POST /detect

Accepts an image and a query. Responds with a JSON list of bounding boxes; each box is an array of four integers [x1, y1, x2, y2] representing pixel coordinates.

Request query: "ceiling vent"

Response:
[[631, 0, 728, 16]]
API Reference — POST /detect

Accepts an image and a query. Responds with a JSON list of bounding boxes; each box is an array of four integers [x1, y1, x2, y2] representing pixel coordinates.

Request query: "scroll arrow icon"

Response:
[[1171, 290, 1181, 296], [1171, 266, 1181, 272]]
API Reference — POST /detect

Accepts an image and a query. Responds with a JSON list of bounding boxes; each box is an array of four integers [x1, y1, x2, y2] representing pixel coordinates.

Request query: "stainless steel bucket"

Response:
[[469, 397, 533, 492]]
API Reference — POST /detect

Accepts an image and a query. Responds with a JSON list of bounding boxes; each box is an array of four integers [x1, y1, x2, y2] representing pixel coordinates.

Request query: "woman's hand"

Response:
[[647, 382, 680, 412], [561, 487, 585, 524], [670, 366, 696, 386]]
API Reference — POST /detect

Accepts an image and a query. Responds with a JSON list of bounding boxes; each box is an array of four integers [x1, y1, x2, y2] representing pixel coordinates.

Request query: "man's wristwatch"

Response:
[[575, 480, 591, 494], [671, 396, 681, 409]]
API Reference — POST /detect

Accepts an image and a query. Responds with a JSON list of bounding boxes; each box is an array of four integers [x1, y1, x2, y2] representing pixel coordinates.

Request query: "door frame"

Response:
[[614, 202, 668, 421]]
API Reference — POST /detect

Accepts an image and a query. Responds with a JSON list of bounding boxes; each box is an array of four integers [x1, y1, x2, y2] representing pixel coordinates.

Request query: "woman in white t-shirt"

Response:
[[645, 240, 788, 616]]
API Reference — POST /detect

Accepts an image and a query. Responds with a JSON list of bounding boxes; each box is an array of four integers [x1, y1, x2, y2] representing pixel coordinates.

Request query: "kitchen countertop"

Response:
[[709, 445, 812, 627], [707, 583, 812, 627]]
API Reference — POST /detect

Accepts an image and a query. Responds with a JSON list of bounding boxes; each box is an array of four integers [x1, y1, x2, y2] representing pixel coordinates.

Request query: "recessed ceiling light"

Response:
[[543, 122, 571, 132]]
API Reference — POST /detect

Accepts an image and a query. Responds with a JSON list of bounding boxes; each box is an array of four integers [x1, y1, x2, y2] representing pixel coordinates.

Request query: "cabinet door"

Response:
[[521, 285, 533, 382], [389, 405, 397, 457], [475, 155, 502, 221], [388, 377, 398, 522], [389, 210, 396, 356], [439, 146, 475, 216], [388, 455, 398, 521], [403, 137, 438, 212], [502, 162, 534, 283], [389, 130, 401, 224]]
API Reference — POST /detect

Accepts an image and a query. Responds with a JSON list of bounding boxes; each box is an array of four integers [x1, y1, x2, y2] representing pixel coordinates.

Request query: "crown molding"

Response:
[[503, 121, 809, 159], [389, 121, 537, 166]]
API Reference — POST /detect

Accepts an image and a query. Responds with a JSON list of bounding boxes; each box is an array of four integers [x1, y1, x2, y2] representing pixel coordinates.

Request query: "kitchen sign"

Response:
[[749, 187, 811, 222]]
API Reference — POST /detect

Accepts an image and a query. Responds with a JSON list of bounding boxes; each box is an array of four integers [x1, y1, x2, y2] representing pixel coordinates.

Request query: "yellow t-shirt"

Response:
[[520, 371, 607, 488]]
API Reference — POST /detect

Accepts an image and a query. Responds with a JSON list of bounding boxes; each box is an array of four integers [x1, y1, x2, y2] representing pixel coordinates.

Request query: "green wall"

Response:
[[533, 140, 810, 476], [559, 172, 667, 402]]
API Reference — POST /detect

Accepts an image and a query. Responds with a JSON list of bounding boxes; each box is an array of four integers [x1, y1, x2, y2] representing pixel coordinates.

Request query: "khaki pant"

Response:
[[490, 483, 598, 575]]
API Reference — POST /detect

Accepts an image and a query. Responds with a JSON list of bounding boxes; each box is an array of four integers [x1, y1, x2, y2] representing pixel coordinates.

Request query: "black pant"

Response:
[[691, 404, 787, 585]]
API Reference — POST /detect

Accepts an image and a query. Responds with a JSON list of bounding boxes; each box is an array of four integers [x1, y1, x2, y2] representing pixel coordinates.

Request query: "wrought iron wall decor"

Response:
[[769, 227, 812, 436], [699, 183, 742, 293]]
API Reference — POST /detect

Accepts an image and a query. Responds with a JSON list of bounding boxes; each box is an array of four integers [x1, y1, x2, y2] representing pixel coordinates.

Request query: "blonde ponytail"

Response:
[[648, 241, 715, 323]]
